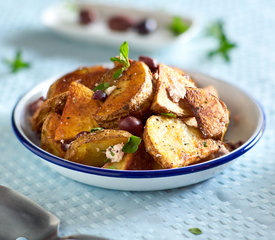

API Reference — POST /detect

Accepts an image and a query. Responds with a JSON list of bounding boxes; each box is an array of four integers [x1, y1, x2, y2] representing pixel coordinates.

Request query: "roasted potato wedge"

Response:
[[151, 64, 195, 117], [185, 87, 229, 140], [203, 85, 219, 98], [41, 112, 65, 158], [95, 61, 153, 126], [31, 91, 68, 132], [144, 116, 223, 168], [55, 82, 100, 141], [47, 66, 108, 99], [65, 130, 132, 167], [103, 143, 153, 170]]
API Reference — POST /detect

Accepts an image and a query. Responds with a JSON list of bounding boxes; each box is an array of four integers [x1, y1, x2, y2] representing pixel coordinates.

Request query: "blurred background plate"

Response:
[[41, 2, 198, 51]]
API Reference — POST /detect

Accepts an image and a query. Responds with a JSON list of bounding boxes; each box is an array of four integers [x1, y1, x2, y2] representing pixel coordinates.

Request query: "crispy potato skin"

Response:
[[144, 116, 222, 168], [103, 143, 153, 170], [47, 66, 108, 99], [65, 130, 132, 167], [95, 61, 154, 126], [31, 91, 68, 132], [151, 64, 195, 117], [185, 87, 229, 140], [203, 85, 219, 98], [41, 112, 65, 158], [55, 82, 100, 141]]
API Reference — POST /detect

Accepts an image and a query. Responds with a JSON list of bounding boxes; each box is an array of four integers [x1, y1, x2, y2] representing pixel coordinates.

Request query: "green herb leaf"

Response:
[[188, 228, 202, 235], [93, 83, 110, 92], [3, 50, 30, 73], [106, 165, 117, 169], [169, 16, 189, 36], [110, 150, 115, 156], [160, 113, 177, 118], [203, 142, 207, 147], [119, 41, 130, 67], [122, 136, 142, 154], [113, 67, 124, 80], [207, 20, 237, 62], [90, 127, 104, 132], [110, 41, 130, 79]]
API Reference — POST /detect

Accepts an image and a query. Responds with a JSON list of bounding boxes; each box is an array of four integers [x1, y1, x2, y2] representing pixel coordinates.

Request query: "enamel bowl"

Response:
[[12, 72, 265, 191]]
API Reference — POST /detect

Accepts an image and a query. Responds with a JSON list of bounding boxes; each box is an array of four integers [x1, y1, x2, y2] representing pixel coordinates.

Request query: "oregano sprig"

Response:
[[207, 20, 237, 62], [110, 41, 130, 79]]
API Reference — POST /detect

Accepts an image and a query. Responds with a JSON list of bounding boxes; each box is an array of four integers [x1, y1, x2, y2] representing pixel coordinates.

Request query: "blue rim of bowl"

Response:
[[11, 88, 266, 179]]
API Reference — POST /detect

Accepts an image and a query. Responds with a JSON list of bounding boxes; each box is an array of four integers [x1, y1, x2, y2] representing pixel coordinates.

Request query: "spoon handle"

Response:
[[59, 235, 109, 240]]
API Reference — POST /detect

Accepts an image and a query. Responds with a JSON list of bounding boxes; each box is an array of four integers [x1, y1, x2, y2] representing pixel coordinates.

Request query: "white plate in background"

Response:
[[42, 2, 198, 51]]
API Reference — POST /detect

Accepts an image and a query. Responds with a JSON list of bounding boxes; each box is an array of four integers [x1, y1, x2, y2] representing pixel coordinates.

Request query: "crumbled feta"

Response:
[[155, 154, 161, 158], [105, 85, 117, 96], [105, 143, 124, 163], [167, 79, 186, 103]]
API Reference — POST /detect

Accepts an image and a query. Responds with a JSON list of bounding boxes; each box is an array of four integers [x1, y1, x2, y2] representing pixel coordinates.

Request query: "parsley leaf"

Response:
[[188, 228, 202, 235], [160, 113, 177, 118], [122, 136, 142, 154], [93, 83, 110, 92], [169, 16, 189, 36], [3, 50, 30, 73], [110, 41, 130, 79], [207, 20, 237, 62], [90, 127, 104, 132]]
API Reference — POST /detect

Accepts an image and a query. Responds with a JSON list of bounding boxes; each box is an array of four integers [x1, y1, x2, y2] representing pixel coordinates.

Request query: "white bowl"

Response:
[[42, 2, 198, 51], [12, 71, 265, 191]]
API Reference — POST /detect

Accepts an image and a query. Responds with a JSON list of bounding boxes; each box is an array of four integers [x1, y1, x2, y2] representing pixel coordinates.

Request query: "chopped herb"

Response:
[[93, 83, 110, 92], [188, 228, 202, 235], [160, 113, 177, 118], [169, 16, 189, 36], [106, 165, 117, 169], [113, 67, 125, 80], [90, 127, 104, 132], [122, 136, 142, 154], [110, 41, 130, 79], [203, 142, 207, 147], [110, 150, 115, 157], [3, 50, 30, 73], [207, 20, 237, 62], [184, 143, 189, 145]]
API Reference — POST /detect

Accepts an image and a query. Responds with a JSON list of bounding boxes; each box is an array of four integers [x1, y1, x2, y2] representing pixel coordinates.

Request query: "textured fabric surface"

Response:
[[0, 0, 274, 239]]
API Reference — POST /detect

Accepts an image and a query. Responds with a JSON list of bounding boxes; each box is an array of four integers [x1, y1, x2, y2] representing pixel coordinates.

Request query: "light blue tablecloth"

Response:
[[0, 0, 274, 239]]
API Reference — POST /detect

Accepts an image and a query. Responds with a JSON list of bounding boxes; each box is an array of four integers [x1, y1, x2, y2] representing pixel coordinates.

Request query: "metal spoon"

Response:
[[0, 185, 108, 240]]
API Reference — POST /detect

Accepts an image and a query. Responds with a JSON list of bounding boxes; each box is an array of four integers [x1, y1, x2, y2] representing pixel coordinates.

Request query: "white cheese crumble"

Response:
[[105, 143, 124, 163], [167, 80, 186, 103], [105, 85, 117, 96]]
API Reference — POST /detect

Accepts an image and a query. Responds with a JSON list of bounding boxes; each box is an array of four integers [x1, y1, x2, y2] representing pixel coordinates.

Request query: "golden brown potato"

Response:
[[47, 66, 108, 99], [103, 143, 153, 170], [184, 87, 229, 140], [41, 112, 65, 158], [171, 66, 196, 86], [144, 116, 223, 168], [183, 117, 198, 128], [203, 85, 219, 98], [95, 61, 153, 126], [31, 91, 68, 132], [65, 130, 132, 167], [97, 62, 124, 86], [55, 82, 100, 141], [151, 63, 195, 117]]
